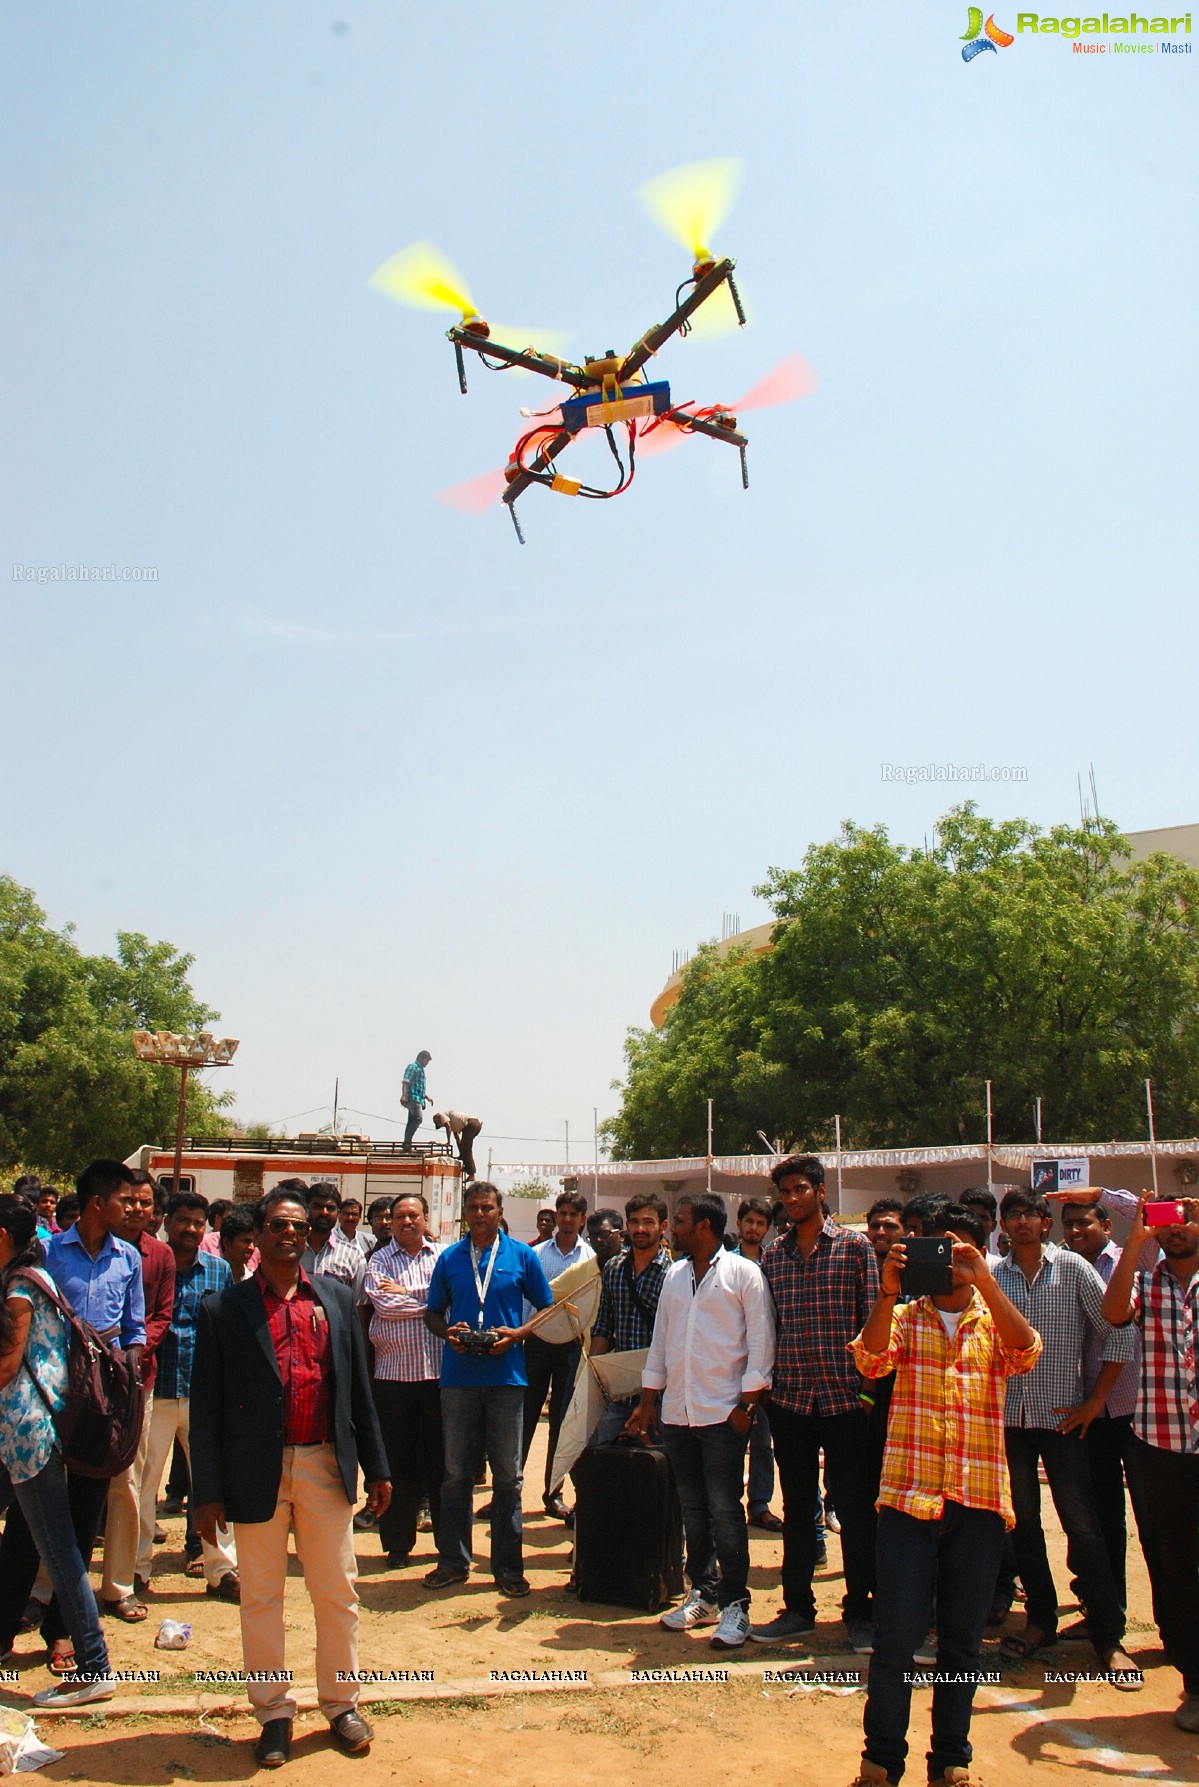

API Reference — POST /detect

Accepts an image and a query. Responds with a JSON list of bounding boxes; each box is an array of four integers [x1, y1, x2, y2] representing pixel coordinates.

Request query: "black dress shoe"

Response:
[[254, 1719, 292, 1768], [544, 1494, 572, 1523], [329, 1709, 373, 1753]]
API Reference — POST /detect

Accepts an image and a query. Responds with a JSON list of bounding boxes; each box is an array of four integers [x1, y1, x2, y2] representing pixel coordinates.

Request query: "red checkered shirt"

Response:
[[762, 1217, 880, 1416], [257, 1268, 332, 1445], [363, 1238, 443, 1382], [1131, 1261, 1199, 1454]]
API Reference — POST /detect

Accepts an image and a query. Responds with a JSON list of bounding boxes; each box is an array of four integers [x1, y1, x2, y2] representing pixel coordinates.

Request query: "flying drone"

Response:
[[369, 160, 816, 543]]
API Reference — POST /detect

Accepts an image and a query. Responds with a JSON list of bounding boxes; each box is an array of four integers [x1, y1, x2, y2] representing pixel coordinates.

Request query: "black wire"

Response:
[[674, 275, 698, 337], [603, 424, 625, 482]]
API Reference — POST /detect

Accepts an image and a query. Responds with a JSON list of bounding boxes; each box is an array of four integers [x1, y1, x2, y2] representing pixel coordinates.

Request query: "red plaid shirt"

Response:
[[1131, 1261, 1199, 1455], [257, 1268, 333, 1445], [762, 1217, 880, 1416]]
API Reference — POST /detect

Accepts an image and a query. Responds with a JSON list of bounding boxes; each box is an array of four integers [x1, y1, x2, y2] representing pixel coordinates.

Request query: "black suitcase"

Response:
[[572, 1440, 685, 1612]]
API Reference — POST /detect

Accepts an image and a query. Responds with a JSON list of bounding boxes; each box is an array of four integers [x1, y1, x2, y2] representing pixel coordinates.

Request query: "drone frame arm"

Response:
[[669, 412, 748, 450], [618, 258, 740, 383], [501, 426, 580, 510], [447, 328, 591, 391]]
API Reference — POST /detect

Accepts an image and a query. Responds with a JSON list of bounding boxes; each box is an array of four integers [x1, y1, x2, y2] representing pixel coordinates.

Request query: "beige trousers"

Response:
[[234, 1442, 359, 1725], [101, 1390, 153, 1600], [136, 1396, 237, 1586]]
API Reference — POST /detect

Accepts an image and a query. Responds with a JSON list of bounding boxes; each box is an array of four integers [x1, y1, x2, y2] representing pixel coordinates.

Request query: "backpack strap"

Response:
[[8, 1268, 74, 1420]]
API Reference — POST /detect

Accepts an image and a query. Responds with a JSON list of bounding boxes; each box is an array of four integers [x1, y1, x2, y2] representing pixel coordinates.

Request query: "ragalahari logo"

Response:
[[961, 8, 1017, 56]]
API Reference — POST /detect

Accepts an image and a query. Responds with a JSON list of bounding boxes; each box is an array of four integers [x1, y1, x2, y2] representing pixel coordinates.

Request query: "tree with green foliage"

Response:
[[610, 807, 1199, 1159], [507, 1179, 556, 1200], [0, 875, 231, 1176]]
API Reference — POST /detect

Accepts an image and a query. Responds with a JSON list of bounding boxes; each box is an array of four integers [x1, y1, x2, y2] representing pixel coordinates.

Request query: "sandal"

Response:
[[49, 1644, 76, 1676], [1000, 1627, 1056, 1663], [1100, 1646, 1144, 1690], [184, 1557, 205, 1578], [102, 1594, 148, 1623]]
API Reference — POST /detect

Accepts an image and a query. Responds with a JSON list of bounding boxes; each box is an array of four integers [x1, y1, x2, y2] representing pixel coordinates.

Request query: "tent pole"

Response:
[[706, 1099, 714, 1195]]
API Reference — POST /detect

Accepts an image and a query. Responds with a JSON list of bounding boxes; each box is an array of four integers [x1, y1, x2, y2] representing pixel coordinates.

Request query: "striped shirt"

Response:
[[1131, 1261, 1199, 1454], [302, 1228, 367, 1304], [762, 1217, 880, 1417], [593, 1247, 672, 1354], [995, 1245, 1135, 1429], [364, 1238, 443, 1382], [851, 1292, 1042, 1528], [1080, 1240, 1139, 1420], [157, 1251, 232, 1400]]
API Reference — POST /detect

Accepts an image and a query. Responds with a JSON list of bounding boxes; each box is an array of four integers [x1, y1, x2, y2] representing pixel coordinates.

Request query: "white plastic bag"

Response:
[[0, 1707, 64, 1776]]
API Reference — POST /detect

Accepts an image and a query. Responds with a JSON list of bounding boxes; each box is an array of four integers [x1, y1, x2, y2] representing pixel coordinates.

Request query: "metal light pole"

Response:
[[132, 1030, 239, 1192]]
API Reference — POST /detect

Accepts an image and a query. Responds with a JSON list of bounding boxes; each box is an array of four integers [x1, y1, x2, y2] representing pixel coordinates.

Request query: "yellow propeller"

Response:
[[638, 158, 743, 267], [368, 239, 570, 365], [368, 240, 484, 327]]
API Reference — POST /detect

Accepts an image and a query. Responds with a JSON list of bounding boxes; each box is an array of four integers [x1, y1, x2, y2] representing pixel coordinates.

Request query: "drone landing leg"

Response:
[[509, 504, 526, 545], [727, 273, 747, 329], [740, 444, 749, 489], [454, 339, 468, 394]]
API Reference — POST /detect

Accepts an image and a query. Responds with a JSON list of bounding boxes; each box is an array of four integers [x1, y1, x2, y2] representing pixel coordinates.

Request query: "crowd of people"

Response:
[[0, 1153, 1196, 1787]]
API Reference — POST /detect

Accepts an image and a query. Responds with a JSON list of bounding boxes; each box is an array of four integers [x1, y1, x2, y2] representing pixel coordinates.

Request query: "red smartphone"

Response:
[[1144, 1200, 1187, 1228]]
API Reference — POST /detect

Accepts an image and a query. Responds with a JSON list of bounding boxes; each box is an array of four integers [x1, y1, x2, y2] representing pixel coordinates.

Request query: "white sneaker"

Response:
[[34, 1672, 117, 1708], [660, 1589, 719, 1630], [710, 1603, 751, 1649]]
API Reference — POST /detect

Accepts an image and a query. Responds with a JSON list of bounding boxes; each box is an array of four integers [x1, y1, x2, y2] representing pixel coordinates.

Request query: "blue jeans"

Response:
[[863, 1501, 1004, 1784], [403, 1102, 422, 1146], [747, 1405, 775, 1515], [660, 1419, 751, 1609], [1005, 1426, 1124, 1655], [440, 1385, 524, 1578], [0, 1450, 110, 1680]]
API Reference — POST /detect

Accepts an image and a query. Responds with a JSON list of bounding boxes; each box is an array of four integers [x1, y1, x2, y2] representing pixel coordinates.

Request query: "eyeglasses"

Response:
[[265, 1217, 310, 1235]]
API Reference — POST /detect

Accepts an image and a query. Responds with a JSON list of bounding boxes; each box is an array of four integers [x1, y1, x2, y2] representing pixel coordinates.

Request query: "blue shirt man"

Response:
[[38, 1160, 147, 1624], [422, 1184, 553, 1595], [46, 1212, 145, 1349]]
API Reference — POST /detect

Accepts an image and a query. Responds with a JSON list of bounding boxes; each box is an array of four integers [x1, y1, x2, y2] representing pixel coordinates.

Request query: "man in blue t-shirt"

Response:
[[423, 1182, 553, 1597]]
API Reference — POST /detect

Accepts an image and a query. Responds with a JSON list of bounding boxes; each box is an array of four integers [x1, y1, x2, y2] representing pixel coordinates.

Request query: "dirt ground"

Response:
[[3, 1423, 1197, 1787]]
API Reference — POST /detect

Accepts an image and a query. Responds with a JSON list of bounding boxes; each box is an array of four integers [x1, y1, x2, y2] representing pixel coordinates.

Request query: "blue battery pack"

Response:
[[560, 380, 672, 432]]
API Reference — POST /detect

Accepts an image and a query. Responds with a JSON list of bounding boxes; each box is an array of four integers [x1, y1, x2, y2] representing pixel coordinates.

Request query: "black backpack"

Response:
[[14, 1269, 145, 1478]]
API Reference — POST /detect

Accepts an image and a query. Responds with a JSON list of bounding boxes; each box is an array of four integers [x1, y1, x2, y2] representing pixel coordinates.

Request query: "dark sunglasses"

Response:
[[265, 1217, 310, 1235]]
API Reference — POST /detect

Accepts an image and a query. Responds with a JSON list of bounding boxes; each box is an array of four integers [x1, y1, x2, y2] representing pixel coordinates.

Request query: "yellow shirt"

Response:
[[850, 1291, 1042, 1529]]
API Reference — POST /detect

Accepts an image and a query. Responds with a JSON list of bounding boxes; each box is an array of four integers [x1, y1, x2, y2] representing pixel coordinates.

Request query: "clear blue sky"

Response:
[[4, 3, 1195, 1158]]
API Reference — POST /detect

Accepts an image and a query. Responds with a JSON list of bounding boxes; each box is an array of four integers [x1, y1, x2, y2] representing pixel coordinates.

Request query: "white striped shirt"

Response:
[[364, 1238, 443, 1382]]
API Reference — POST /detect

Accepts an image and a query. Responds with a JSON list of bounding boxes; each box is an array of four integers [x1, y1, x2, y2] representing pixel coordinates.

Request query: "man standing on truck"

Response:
[[402, 1051, 432, 1149]]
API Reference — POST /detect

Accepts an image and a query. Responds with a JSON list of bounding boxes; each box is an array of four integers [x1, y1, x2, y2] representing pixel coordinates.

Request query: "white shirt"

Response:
[[642, 1250, 776, 1426]]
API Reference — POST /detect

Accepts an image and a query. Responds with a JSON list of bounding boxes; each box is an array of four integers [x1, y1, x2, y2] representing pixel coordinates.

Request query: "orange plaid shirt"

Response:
[[850, 1291, 1042, 1530]]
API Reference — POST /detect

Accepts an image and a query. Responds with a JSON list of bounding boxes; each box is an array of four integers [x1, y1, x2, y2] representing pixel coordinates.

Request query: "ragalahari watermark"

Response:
[[881, 762, 1028, 785], [13, 563, 159, 584]]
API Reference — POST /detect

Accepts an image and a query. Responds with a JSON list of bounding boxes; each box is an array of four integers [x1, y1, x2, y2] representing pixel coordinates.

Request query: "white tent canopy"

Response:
[[494, 1138, 1199, 1220]]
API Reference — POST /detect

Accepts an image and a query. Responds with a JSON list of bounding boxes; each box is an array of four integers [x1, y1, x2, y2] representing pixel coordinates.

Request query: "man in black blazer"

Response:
[[191, 1181, 390, 1770]]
